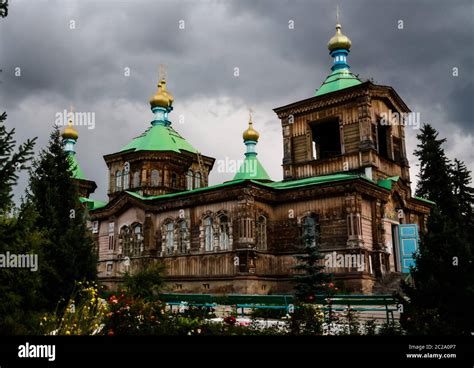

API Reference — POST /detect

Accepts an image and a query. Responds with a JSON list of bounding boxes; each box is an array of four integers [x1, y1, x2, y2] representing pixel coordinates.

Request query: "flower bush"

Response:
[[39, 279, 405, 336], [39, 281, 108, 335]]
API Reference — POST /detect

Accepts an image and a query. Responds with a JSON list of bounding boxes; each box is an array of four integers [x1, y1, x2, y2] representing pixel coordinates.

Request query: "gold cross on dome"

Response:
[[159, 64, 166, 81], [68, 105, 74, 125], [248, 107, 254, 123]]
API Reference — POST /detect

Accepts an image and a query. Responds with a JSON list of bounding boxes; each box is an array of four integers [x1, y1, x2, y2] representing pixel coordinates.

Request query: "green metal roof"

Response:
[[118, 173, 363, 204], [91, 170, 434, 211], [124, 179, 247, 202], [68, 154, 86, 180], [233, 155, 271, 181], [376, 176, 434, 204], [79, 197, 108, 210], [261, 173, 364, 189], [315, 68, 362, 96], [120, 124, 198, 154], [377, 176, 400, 190]]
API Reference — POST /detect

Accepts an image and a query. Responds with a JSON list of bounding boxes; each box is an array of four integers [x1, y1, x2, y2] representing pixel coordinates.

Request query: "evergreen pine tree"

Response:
[[451, 159, 474, 223], [0, 112, 36, 213], [293, 217, 331, 301], [401, 124, 474, 335], [28, 127, 97, 310], [0, 0, 8, 18], [0, 112, 43, 334], [414, 124, 458, 217], [0, 201, 44, 334]]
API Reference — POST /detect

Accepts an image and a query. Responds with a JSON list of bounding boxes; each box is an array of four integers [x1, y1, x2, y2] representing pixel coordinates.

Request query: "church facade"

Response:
[[66, 22, 432, 294]]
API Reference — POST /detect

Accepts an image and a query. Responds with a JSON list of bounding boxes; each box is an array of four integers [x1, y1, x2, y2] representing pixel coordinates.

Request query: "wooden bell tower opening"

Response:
[[274, 81, 411, 190]]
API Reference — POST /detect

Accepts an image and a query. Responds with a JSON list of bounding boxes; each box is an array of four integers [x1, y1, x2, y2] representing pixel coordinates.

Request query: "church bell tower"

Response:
[[274, 20, 411, 190]]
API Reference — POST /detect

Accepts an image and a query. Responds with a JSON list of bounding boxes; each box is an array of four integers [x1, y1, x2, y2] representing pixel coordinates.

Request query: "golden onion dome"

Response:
[[149, 78, 174, 109], [243, 116, 260, 142], [61, 120, 79, 140], [328, 23, 352, 52]]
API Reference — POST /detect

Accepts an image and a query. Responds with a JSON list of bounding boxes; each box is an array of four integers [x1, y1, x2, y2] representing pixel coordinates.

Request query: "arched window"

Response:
[[204, 217, 213, 251], [119, 226, 131, 256], [256, 215, 267, 250], [123, 170, 130, 190], [151, 170, 160, 186], [186, 171, 194, 190], [219, 215, 230, 250], [171, 173, 177, 188], [115, 171, 123, 191], [194, 172, 201, 189], [177, 220, 188, 253], [302, 215, 319, 248], [133, 171, 140, 188], [166, 222, 174, 255], [132, 224, 143, 256]]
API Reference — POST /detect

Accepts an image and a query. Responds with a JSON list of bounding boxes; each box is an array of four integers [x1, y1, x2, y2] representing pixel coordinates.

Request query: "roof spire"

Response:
[[149, 65, 174, 125], [61, 105, 79, 144], [243, 107, 260, 143], [314, 8, 362, 96], [233, 113, 271, 182], [327, 12, 351, 52], [60, 105, 86, 180]]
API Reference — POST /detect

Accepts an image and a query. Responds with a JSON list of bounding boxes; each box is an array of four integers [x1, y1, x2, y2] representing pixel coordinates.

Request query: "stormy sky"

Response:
[[1, 0, 473, 203]]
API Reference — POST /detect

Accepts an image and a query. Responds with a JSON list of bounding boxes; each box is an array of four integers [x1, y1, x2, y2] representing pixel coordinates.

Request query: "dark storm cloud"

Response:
[[0, 0, 472, 202]]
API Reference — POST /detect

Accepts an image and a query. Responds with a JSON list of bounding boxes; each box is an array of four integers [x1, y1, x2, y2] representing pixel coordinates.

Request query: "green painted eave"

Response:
[[377, 176, 400, 190], [120, 124, 198, 154], [315, 68, 362, 97], [233, 155, 271, 181], [80, 197, 108, 210], [68, 154, 86, 180], [258, 173, 365, 189], [413, 196, 436, 205], [112, 174, 377, 208], [124, 179, 247, 201]]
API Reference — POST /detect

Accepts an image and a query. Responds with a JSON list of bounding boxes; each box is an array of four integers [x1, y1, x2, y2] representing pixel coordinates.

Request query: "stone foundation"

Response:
[[99, 272, 380, 295]]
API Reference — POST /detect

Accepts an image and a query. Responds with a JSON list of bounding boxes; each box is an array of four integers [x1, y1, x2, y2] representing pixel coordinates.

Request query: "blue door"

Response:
[[398, 224, 419, 273]]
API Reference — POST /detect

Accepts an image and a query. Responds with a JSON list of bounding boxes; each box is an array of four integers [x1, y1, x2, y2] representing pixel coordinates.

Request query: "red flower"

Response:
[[108, 330, 114, 336], [308, 295, 315, 301], [328, 282, 335, 289], [224, 316, 237, 325]]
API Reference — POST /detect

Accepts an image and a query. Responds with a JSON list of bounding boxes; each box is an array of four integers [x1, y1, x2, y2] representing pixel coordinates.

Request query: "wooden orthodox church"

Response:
[[64, 21, 432, 294]]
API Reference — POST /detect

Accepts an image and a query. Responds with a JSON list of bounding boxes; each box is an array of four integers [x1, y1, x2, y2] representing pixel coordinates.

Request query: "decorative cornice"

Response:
[[103, 149, 215, 168], [91, 177, 406, 220], [273, 82, 410, 119]]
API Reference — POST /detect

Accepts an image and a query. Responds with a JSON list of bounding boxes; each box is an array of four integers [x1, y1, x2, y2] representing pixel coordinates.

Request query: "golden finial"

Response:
[[243, 108, 259, 142], [61, 105, 79, 140], [150, 65, 174, 109], [328, 5, 352, 51]]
